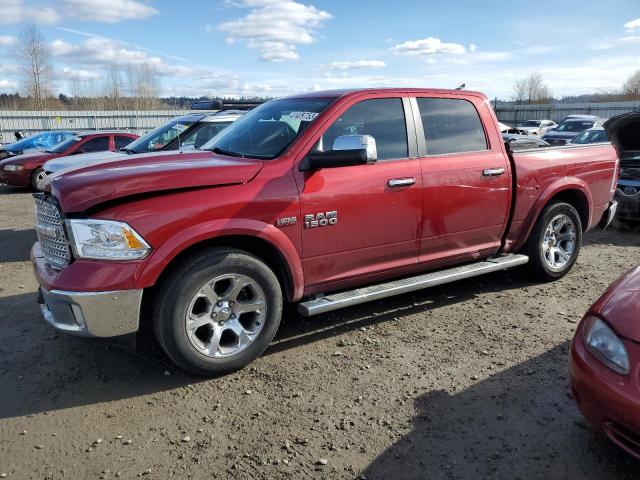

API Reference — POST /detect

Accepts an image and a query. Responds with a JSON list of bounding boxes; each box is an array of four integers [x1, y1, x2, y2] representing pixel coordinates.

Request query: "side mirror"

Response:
[[303, 135, 377, 170], [71, 149, 85, 155]]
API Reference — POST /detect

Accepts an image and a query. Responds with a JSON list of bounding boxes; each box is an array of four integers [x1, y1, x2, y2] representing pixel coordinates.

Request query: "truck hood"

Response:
[[604, 112, 640, 153], [598, 266, 640, 342], [48, 150, 264, 213], [44, 150, 129, 173]]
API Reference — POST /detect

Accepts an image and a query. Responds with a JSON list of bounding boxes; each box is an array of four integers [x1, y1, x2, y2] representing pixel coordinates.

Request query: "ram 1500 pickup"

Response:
[[32, 88, 620, 375]]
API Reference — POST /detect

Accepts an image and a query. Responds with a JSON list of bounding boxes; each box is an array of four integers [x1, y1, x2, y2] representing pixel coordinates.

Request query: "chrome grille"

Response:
[[35, 196, 71, 267]]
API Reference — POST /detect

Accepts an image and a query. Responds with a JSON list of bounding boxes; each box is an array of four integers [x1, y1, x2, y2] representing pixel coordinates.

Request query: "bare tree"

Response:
[[125, 63, 161, 110], [103, 64, 124, 110], [513, 72, 552, 104], [622, 69, 640, 99], [16, 24, 54, 110]]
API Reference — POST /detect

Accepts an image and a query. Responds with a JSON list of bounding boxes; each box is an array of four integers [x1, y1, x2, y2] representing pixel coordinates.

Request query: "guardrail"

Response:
[[0, 110, 190, 144]]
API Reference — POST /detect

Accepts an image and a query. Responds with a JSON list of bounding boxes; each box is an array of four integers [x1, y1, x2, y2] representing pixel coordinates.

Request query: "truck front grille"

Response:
[[35, 196, 71, 268]]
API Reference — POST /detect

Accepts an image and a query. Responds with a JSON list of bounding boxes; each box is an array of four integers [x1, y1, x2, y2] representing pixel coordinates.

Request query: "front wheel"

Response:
[[525, 202, 582, 281], [153, 249, 283, 376], [31, 168, 47, 190]]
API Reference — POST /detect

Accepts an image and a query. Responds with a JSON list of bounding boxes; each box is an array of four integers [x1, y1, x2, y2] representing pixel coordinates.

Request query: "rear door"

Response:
[[411, 95, 511, 265], [295, 95, 422, 288]]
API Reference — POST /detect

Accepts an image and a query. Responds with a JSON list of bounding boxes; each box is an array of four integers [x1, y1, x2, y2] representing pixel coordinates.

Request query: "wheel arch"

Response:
[[139, 219, 304, 303], [516, 181, 592, 251]]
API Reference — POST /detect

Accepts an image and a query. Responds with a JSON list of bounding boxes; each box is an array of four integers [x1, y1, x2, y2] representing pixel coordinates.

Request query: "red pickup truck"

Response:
[[33, 88, 619, 375]]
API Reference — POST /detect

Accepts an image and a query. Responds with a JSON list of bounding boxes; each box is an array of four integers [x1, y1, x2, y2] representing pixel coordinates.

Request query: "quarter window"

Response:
[[320, 98, 408, 161], [416, 98, 487, 155], [115, 136, 133, 150]]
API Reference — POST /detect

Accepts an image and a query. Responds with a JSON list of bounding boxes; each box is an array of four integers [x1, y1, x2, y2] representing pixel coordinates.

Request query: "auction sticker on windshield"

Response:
[[288, 112, 320, 122]]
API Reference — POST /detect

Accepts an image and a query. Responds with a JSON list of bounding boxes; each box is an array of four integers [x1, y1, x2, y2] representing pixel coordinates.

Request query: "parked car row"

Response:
[[0, 103, 250, 189]]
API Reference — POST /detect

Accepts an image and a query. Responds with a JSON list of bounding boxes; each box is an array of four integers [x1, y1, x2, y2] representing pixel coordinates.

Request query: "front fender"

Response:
[[138, 218, 305, 301], [516, 178, 592, 251]]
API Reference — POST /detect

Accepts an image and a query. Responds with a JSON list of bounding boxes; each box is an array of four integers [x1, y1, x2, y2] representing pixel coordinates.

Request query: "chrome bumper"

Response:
[[38, 287, 142, 337], [599, 200, 618, 230]]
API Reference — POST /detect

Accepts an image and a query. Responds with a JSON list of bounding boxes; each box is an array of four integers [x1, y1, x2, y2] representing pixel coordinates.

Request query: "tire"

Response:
[[525, 202, 582, 281], [31, 168, 47, 190], [153, 248, 283, 376]]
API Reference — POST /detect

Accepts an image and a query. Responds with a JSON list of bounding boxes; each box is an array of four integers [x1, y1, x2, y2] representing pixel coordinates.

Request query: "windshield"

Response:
[[554, 121, 594, 132], [125, 118, 195, 153], [571, 130, 609, 144], [518, 121, 541, 127], [201, 98, 332, 159], [46, 136, 81, 153]]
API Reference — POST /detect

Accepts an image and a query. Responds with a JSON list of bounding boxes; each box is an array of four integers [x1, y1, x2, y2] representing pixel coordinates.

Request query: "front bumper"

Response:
[[570, 326, 640, 459], [615, 184, 640, 219], [37, 286, 142, 337], [0, 168, 31, 186], [599, 200, 618, 229]]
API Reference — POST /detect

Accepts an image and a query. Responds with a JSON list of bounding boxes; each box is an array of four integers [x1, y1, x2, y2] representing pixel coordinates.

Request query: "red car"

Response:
[[570, 265, 640, 459], [33, 88, 620, 375], [0, 131, 138, 189]]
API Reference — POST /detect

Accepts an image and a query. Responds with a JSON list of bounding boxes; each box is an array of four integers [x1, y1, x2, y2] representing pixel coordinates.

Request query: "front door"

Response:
[[295, 96, 422, 288]]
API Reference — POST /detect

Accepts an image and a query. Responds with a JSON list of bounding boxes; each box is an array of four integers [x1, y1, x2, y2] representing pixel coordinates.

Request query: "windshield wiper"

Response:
[[211, 147, 245, 158]]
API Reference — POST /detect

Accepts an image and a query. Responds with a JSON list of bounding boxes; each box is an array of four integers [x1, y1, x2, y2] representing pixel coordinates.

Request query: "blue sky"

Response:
[[0, 0, 639, 99]]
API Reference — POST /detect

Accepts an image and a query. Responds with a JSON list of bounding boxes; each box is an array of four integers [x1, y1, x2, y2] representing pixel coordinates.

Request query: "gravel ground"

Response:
[[1, 185, 639, 480]]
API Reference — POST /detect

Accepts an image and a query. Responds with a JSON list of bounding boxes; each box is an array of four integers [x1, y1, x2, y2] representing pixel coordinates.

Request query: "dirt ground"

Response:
[[1, 185, 639, 480]]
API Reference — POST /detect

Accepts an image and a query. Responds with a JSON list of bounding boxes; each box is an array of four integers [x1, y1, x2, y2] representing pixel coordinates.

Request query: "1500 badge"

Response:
[[304, 211, 338, 228]]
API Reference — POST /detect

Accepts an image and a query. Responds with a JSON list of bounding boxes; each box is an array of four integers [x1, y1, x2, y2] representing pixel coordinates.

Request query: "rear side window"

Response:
[[416, 98, 487, 155], [115, 135, 133, 149], [79, 136, 109, 153], [320, 98, 408, 161]]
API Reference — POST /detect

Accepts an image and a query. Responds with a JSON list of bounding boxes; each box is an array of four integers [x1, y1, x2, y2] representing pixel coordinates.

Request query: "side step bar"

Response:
[[297, 254, 529, 317]]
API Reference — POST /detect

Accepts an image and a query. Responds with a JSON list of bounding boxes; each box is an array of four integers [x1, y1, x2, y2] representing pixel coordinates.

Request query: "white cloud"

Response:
[[0, 36, 17, 46], [392, 37, 468, 56], [218, 0, 332, 61], [0, 0, 59, 25], [624, 18, 640, 32], [59, 66, 101, 81], [50, 37, 192, 77], [326, 60, 386, 70], [0, 0, 156, 25], [0, 79, 19, 91], [60, 0, 158, 23]]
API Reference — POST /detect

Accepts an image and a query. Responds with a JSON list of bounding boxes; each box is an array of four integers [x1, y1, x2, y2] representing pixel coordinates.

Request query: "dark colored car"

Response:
[[542, 115, 603, 145], [0, 131, 138, 189], [570, 265, 640, 459], [605, 112, 640, 221], [0, 130, 77, 160]]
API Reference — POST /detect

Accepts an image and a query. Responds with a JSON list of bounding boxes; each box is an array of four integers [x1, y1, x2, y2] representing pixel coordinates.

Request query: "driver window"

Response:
[[318, 98, 408, 161]]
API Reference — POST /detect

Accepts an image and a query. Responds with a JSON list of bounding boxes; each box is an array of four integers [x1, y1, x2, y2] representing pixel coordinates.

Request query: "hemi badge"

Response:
[[276, 217, 297, 227]]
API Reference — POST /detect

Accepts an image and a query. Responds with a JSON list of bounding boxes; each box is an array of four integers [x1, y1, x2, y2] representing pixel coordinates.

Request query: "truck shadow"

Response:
[[0, 268, 536, 420], [585, 222, 640, 247], [0, 228, 37, 263], [361, 343, 640, 480], [0, 185, 31, 195]]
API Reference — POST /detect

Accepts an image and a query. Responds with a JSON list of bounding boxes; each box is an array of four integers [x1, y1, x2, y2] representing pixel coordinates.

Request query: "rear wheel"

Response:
[[526, 202, 582, 281], [153, 249, 283, 376], [31, 168, 47, 190]]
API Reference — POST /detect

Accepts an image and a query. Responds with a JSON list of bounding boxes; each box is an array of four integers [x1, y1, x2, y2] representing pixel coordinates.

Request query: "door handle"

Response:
[[482, 168, 505, 177], [388, 177, 416, 188]]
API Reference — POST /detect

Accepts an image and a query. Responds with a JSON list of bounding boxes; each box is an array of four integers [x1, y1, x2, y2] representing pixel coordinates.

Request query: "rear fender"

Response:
[[516, 178, 592, 251], [138, 218, 304, 301]]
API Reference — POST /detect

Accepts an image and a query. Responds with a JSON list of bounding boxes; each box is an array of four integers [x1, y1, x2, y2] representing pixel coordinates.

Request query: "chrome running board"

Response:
[[297, 254, 529, 317]]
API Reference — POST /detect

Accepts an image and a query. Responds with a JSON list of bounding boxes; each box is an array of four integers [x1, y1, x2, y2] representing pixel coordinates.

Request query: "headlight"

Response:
[[4, 164, 24, 171], [583, 316, 630, 375], [67, 219, 151, 261]]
